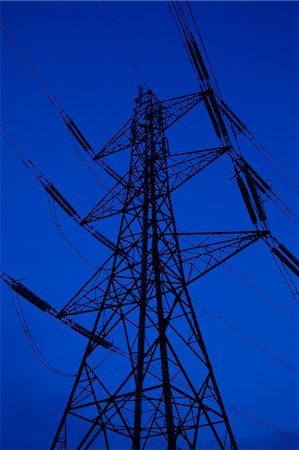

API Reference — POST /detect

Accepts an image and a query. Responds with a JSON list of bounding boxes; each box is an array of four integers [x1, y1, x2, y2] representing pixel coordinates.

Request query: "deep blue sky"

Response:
[[1, 1, 298, 449]]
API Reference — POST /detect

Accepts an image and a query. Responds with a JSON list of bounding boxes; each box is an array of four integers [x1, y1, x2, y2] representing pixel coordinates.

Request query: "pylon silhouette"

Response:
[[51, 89, 268, 449]]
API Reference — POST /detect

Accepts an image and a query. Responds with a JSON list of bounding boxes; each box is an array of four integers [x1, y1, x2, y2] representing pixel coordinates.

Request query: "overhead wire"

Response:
[[167, 1, 200, 84], [186, 1, 223, 99], [1, 125, 44, 180], [103, 1, 150, 91], [224, 262, 299, 325], [182, 1, 299, 195], [247, 135, 299, 195], [1, 18, 122, 190], [46, 195, 98, 270], [271, 251, 299, 304], [2, 126, 101, 270], [68, 130, 109, 192], [223, 401, 299, 445], [9, 288, 75, 377], [172, 2, 299, 222], [267, 207, 299, 241], [192, 298, 298, 375], [1, 18, 65, 115]]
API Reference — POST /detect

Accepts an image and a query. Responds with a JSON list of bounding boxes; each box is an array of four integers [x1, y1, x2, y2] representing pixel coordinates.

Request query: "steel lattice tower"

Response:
[[50, 89, 256, 449]]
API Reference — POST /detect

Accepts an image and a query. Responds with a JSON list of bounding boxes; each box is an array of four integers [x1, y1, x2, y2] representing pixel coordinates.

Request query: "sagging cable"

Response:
[[47, 196, 98, 270], [1, 271, 124, 354]]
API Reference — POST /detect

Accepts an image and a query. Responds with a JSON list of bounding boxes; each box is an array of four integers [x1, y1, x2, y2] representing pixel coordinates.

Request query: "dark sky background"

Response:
[[1, 1, 298, 449]]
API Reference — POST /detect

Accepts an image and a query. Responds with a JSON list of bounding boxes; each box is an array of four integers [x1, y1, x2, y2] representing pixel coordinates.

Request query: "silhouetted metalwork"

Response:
[[48, 88, 267, 450]]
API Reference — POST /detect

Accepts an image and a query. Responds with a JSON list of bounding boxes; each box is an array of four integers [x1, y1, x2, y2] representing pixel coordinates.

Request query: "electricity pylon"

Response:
[[2, 4, 298, 450], [50, 88, 268, 450]]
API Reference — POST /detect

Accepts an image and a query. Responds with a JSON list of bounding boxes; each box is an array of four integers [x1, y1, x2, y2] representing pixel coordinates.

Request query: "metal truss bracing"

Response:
[[50, 90, 252, 450]]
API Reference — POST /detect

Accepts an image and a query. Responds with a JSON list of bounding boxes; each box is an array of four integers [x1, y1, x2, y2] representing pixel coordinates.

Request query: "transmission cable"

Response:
[[191, 298, 298, 375], [223, 401, 299, 444], [1, 18, 65, 115], [168, 3, 298, 222], [268, 207, 298, 241], [271, 251, 299, 304], [168, 2, 200, 85], [186, 1, 223, 99], [46, 195, 98, 270], [224, 262, 299, 325], [9, 288, 75, 377], [180, 3, 299, 195], [247, 135, 299, 195], [68, 130, 109, 192], [2, 126, 102, 270], [1, 125, 44, 180], [103, 2, 149, 91]]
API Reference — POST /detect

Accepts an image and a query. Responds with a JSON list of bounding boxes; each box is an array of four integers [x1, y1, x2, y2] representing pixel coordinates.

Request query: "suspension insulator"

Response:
[[208, 90, 228, 137], [244, 172, 267, 222], [186, 39, 204, 81], [66, 120, 92, 152], [11, 282, 51, 312], [219, 99, 247, 133], [71, 322, 112, 349], [91, 230, 116, 251], [191, 37, 210, 80], [278, 244, 299, 268], [272, 248, 299, 277], [203, 94, 222, 138], [236, 173, 258, 225], [45, 184, 78, 217], [241, 158, 271, 193]]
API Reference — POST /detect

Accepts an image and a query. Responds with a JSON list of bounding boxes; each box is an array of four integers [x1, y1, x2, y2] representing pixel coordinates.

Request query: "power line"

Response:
[[68, 130, 109, 192], [46, 195, 98, 270], [192, 298, 298, 375], [248, 135, 299, 195], [181, 3, 299, 195], [9, 289, 75, 377], [224, 262, 299, 326], [186, 1, 223, 100], [103, 2, 149, 91], [223, 401, 299, 445], [1, 18, 65, 115]]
